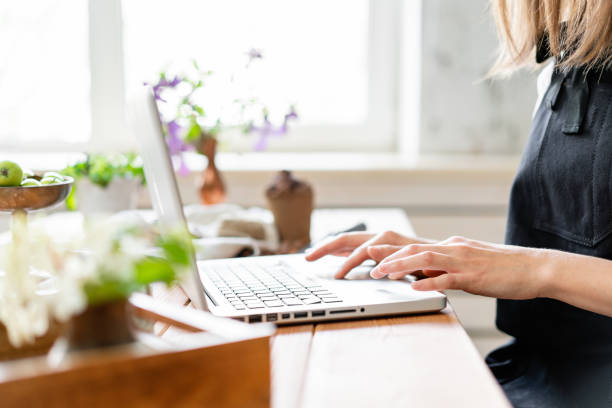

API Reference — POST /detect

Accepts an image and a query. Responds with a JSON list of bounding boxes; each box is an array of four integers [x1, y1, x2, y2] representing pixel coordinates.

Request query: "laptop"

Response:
[[128, 87, 446, 324]]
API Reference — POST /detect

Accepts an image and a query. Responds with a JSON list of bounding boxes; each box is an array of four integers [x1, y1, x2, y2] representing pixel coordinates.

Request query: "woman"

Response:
[[306, 1, 612, 407]]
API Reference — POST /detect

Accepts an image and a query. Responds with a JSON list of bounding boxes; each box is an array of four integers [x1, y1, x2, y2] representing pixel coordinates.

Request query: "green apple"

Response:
[[22, 168, 34, 179], [0, 160, 23, 187], [21, 178, 42, 187], [40, 176, 62, 185], [42, 171, 64, 181]]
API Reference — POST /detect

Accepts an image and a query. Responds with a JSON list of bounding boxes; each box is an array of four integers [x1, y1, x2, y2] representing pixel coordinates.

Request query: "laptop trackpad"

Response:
[[343, 264, 376, 280], [310, 256, 413, 282]]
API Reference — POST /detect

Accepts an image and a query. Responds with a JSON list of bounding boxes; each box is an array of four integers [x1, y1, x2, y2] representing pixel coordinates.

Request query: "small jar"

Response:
[[265, 171, 314, 252]]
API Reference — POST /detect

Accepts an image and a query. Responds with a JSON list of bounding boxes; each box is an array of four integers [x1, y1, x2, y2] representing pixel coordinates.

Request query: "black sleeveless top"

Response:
[[499, 63, 612, 350], [487, 38, 612, 407]]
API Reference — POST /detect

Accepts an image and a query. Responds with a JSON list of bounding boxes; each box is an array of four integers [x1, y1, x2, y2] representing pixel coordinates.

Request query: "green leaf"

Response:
[[134, 257, 176, 285], [159, 238, 191, 266], [157, 228, 193, 267], [192, 104, 205, 116], [184, 121, 202, 143], [84, 278, 139, 306], [81, 222, 193, 306], [65, 184, 77, 211], [60, 153, 146, 198]]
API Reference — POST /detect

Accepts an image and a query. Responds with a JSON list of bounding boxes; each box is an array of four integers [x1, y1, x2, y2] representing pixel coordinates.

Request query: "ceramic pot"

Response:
[[76, 178, 141, 214], [198, 137, 226, 205]]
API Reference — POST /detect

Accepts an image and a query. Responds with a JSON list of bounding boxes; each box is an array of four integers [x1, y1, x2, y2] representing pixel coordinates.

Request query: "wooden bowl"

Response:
[[0, 176, 73, 212]]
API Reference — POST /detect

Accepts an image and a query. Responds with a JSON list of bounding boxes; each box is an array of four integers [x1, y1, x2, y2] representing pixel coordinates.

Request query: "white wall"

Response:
[[419, 0, 537, 154]]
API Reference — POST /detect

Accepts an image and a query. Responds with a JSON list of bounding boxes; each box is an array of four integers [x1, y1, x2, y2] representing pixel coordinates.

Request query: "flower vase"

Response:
[[66, 299, 135, 351], [198, 137, 226, 205]]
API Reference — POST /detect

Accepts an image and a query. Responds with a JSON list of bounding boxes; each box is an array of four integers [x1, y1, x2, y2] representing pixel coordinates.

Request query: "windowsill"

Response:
[[5, 151, 520, 175], [178, 152, 519, 208], [213, 152, 520, 175], [5, 151, 520, 209]]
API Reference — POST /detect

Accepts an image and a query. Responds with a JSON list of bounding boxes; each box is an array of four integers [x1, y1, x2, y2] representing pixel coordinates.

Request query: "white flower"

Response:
[[0, 214, 178, 348], [49, 257, 87, 322]]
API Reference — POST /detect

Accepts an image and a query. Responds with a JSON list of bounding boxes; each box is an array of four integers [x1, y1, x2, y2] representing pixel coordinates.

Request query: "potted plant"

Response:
[[151, 50, 297, 205], [0, 213, 192, 356], [64, 220, 193, 350], [61, 153, 146, 213]]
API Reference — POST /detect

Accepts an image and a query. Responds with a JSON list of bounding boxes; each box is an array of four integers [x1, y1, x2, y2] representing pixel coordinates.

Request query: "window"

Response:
[[0, 0, 90, 150], [1, 0, 416, 154]]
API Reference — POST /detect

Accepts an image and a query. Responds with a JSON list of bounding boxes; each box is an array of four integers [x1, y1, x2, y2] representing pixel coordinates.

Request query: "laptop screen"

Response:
[[127, 86, 207, 310]]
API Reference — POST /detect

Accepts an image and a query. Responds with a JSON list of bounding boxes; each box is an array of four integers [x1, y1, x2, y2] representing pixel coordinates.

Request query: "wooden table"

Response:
[[158, 209, 510, 408]]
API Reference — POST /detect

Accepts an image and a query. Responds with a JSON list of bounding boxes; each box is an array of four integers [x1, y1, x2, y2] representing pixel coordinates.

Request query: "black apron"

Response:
[[486, 54, 612, 406]]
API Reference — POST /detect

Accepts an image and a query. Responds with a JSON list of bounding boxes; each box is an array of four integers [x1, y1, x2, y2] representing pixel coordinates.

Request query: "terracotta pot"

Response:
[[265, 171, 314, 252], [198, 137, 226, 205], [66, 299, 135, 351]]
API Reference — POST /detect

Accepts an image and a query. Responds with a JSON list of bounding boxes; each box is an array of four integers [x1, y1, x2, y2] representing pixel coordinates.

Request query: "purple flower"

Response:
[[250, 107, 298, 151], [164, 120, 194, 175], [284, 106, 298, 121], [166, 121, 184, 155], [246, 48, 263, 61], [149, 76, 182, 102], [252, 122, 284, 151], [246, 48, 263, 68], [280, 106, 298, 133], [177, 157, 190, 177], [152, 85, 164, 102]]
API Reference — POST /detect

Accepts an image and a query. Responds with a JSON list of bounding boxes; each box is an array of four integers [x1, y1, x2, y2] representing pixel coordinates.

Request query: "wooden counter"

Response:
[[0, 208, 509, 407], [160, 209, 510, 407]]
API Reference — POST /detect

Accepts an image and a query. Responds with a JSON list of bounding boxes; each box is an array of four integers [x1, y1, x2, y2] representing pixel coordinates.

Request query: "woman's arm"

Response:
[[368, 236, 612, 318], [539, 250, 612, 318]]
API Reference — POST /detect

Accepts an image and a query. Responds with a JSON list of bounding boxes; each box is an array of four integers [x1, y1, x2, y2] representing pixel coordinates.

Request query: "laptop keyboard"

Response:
[[205, 261, 342, 310]]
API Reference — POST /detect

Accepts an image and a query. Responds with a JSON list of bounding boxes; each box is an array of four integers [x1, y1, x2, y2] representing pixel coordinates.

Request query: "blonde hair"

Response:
[[491, 0, 612, 75]]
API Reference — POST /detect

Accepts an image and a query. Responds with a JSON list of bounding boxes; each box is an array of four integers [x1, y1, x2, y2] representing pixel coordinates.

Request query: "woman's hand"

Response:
[[370, 236, 550, 300], [307, 232, 612, 317], [305, 231, 434, 279]]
